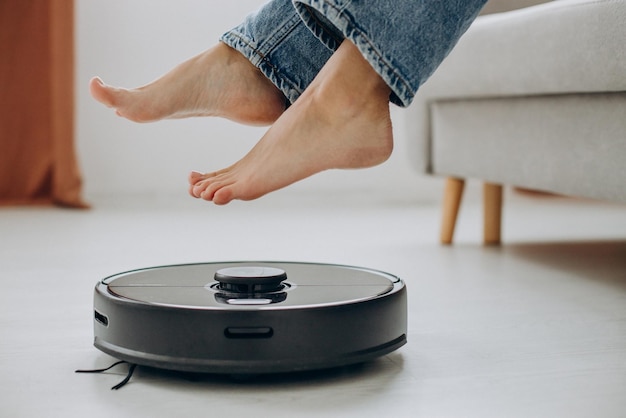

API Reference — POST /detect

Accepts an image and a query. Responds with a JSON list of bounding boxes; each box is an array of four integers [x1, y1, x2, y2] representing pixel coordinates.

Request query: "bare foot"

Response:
[[188, 41, 393, 205], [89, 43, 286, 126]]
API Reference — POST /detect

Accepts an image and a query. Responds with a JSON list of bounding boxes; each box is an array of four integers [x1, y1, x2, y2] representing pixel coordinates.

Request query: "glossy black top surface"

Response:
[[101, 261, 403, 310]]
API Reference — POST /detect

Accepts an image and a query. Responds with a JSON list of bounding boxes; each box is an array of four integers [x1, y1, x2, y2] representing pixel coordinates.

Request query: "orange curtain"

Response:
[[0, 0, 87, 208]]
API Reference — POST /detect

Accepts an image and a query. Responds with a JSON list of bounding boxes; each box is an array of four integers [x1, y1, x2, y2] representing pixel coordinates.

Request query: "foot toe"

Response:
[[198, 174, 238, 203], [188, 170, 208, 185], [212, 187, 234, 205], [192, 181, 209, 198], [89, 76, 117, 108]]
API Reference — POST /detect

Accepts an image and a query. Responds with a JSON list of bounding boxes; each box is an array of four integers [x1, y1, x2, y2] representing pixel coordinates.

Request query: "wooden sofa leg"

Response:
[[483, 182, 503, 245], [440, 177, 465, 245]]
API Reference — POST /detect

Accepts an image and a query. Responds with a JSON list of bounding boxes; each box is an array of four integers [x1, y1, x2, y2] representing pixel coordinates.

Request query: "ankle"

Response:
[[303, 78, 393, 168]]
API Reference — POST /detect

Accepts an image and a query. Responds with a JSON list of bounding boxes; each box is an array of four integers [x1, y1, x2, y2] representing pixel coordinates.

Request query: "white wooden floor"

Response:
[[1, 189, 625, 417]]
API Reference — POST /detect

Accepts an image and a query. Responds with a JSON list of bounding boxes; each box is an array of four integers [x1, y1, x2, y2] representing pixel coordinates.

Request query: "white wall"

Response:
[[76, 0, 441, 204]]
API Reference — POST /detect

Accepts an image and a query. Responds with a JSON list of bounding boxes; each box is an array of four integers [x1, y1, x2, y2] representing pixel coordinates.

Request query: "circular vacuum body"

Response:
[[93, 261, 407, 374]]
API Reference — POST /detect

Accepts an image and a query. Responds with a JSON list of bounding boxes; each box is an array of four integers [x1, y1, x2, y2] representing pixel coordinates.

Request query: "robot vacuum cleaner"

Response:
[[92, 261, 407, 374]]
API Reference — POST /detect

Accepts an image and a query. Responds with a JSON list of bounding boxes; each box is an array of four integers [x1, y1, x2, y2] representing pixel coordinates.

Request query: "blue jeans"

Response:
[[221, 0, 487, 107]]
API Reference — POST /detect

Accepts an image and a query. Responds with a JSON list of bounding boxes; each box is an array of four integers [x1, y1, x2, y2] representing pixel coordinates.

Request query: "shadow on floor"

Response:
[[505, 240, 626, 289], [87, 351, 405, 393]]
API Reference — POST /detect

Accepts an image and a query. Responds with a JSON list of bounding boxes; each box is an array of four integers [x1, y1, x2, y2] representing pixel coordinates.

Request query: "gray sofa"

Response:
[[407, 0, 626, 244]]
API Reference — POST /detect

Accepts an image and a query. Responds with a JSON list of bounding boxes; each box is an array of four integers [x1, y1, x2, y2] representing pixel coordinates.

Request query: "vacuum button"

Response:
[[226, 298, 272, 305]]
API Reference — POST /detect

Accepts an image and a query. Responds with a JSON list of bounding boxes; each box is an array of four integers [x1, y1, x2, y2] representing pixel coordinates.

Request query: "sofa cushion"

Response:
[[406, 0, 626, 173], [424, 0, 626, 99], [480, 0, 552, 15]]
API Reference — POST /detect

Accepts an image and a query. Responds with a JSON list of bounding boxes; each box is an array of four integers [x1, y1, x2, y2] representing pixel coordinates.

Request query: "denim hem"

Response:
[[293, 0, 411, 107], [220, 29, 305, 104]]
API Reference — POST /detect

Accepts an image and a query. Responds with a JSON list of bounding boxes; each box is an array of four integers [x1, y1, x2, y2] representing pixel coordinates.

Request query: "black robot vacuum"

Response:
[[92, 261, 407, 374]]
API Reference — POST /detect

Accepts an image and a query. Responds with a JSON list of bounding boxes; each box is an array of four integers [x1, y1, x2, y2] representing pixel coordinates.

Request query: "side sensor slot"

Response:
[[224, 327, 273, 339], [94, 310, 109, 327]]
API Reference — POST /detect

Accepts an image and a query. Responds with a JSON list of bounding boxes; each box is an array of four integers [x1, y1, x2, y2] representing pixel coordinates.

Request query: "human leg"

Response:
[[220, 0, 334, 105], [292, 0, 488, 107], [188, 0, 488, 204], [89, 0, 333, 125]]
